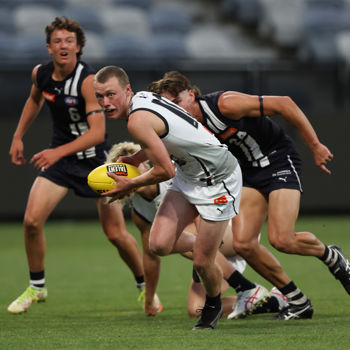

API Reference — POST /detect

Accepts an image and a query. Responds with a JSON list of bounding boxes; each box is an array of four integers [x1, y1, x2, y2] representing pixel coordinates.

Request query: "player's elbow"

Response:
[[278, 96, 296, 111], [93, 130, 106, 145], [154, 165, 175, 181]]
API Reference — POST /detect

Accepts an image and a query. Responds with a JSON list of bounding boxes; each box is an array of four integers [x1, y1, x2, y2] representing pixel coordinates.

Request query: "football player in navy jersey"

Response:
[[148, 71, 350, 320], [8, 17, 144, 314]]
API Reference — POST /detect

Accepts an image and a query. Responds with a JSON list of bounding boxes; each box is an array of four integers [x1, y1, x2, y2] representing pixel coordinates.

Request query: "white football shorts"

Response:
[[169, 165, 242, 221], [227, 255, 247, 274]]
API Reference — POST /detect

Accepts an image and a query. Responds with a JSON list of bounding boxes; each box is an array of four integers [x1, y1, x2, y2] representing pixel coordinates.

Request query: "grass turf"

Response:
[[0, 216, 350, 349]]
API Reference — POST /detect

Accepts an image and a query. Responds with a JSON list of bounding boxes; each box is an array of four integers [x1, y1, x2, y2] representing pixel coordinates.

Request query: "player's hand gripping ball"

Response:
[[87, 162, 141, 194]]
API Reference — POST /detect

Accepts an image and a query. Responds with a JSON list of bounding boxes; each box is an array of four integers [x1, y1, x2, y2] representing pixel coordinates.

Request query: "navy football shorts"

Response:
[[38, 155, 106, 198], [242, 150, 303, 196]]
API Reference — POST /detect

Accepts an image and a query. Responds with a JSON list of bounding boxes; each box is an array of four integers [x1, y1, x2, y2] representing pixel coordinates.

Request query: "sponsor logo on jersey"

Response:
[[213, 195, 228, 204], [219, 127, 238, 141], [107, 163, 128, 176], [64, 96, 78, 106], [272, 170, 292, 177], [42, 91, 55, 102]]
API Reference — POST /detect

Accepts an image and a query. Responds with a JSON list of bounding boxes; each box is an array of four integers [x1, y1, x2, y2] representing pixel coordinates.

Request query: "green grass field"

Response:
[[1, 216, 350, 350]]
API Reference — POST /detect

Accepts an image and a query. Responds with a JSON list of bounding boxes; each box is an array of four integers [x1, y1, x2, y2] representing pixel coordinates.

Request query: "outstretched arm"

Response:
[[9, 65, 44, 165], [218, 91, 334, 174]]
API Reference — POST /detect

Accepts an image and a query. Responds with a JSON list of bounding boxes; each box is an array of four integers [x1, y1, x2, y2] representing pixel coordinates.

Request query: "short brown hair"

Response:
[[94, 65, 130, 88], [148, 71, 202, 99], [45, 16, 86, 59]]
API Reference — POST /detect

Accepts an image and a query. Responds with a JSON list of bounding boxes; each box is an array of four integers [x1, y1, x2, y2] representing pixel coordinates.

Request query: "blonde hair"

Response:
[[105, 141, 147, 207], [105, 141, 141, 164]]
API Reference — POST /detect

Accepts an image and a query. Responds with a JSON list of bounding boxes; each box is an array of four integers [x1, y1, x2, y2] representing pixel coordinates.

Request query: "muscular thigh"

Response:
[[267, 188, 300, 238], [219, 223, 236, 256], [232, 186, 267, 243], [151, 190, 198, 242], [25, 176, 68, 222], [96, 198, 126, 232], [195, 218, 228, 259]]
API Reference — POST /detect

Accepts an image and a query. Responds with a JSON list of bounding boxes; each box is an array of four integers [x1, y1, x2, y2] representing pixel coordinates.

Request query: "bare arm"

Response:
[[218, 91, 334, 174], [30, 74, 106, 170], [9, 65, 44, 165], [117, 149, 149, 168], [104, 111, 175, 200]]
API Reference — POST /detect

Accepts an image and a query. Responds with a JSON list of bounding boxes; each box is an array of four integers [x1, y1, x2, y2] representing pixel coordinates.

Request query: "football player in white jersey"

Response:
[[106, 142, 286, 319], [93, 66, 242, 330]]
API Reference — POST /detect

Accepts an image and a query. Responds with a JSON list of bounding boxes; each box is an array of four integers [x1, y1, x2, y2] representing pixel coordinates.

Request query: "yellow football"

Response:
[[87, 162, 141, 194]]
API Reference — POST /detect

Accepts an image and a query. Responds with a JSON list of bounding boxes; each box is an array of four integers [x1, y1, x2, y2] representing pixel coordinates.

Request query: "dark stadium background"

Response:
[[1, 0, 349, 219]]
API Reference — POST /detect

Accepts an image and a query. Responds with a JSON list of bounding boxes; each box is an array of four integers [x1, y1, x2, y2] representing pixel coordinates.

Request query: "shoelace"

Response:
[[243, 288, 261, 309]]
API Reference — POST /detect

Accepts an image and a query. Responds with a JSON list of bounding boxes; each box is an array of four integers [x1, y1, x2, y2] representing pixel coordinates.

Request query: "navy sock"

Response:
[[205, 293, 221, 308], [226, 270, 256, 293], [319, 244, 331, 262], [30, 270, 45, 289], [135, 275, 145, 291], [319, 244, 338, 267], [279, 281, 308, 306]]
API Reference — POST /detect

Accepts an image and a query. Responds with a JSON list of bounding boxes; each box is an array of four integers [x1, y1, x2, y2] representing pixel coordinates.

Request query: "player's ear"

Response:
[[75, 45, 81, 56], [46, 43, 53, 56], [125, 84, 132, 95], [188, 89, 196, 101]]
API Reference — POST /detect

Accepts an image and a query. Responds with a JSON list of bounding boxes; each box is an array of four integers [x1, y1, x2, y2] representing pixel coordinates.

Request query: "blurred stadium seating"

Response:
[[1, 0, 350, 219], [0, 0, 349, 65]]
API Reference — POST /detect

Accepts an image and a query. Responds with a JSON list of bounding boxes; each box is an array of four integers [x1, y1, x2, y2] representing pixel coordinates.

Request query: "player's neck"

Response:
[[52, 59, 78, 81], [125, 92, 134, 119], [193, 102, 203, 123]]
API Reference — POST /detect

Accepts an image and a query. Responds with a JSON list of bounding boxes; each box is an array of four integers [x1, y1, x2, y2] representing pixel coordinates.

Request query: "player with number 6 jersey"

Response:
[[8, 17, 145, 315], [36, 60, 109, 159]]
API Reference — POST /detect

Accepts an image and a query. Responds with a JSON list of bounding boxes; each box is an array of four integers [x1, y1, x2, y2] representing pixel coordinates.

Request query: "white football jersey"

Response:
[[130, 91, 239, 186]]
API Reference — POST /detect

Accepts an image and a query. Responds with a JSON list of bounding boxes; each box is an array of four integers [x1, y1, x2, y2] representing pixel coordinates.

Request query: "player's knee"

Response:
[[269, 234, 293, 253], [104, 229, 123, 243], [193, 259, 210, 276], [233, 239, 255, 258], [23, 215, 42, 237], [149, 241, 171, 256], [104, 227, 135, 244]]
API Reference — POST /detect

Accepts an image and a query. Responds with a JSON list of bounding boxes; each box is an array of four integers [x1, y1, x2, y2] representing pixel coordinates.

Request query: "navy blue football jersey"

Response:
[[198, 91, 300, 169], [36, 61, 109, 160]]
